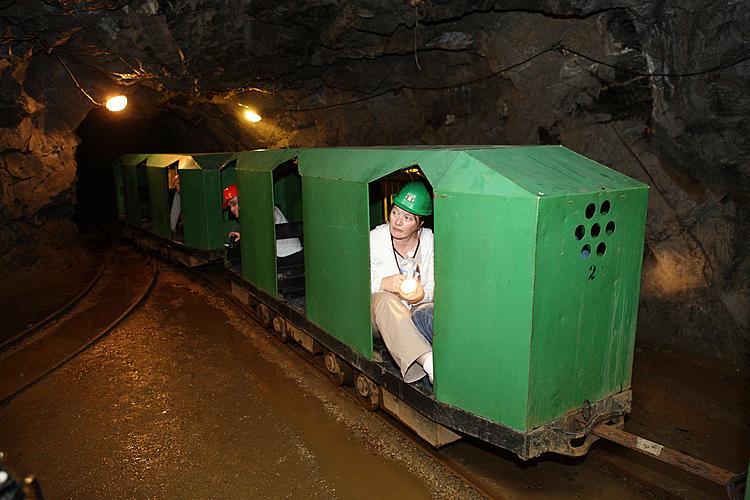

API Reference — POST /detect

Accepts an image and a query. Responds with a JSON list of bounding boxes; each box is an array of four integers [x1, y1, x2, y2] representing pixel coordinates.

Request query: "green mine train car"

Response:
[[115, 153, 149, 225], [178, 152, 238, 251], [117, 146, 649, 459], [117, 152, 238, 265]]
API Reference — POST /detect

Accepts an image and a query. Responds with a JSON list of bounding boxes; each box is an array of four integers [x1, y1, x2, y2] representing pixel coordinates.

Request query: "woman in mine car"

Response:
[[222, 184, 302, 260], [370, 181, 435, 385]]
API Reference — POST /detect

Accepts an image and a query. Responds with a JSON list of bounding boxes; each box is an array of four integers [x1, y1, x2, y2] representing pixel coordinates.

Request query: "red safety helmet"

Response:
[[222, 184, 238, 208]]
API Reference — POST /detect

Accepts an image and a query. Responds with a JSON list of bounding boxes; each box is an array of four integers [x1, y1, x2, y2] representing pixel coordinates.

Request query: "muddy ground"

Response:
[[0, 244, 747, 499]]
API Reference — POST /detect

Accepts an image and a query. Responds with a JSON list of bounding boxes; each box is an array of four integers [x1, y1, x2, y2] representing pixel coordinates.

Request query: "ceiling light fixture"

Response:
[[105, 95, 128, 112], [243, 109, 262, 123]]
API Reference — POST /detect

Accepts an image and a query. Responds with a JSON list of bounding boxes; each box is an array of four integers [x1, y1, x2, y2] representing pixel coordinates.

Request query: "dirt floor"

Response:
[[435, 347, 749, 499], [0, 241, 747, 498], [0, 220, 107, 344], [0, 271, 482, 498]]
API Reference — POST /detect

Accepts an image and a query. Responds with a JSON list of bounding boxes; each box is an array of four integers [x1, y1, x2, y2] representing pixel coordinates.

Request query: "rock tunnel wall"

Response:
[[1, 0, 748, 365]]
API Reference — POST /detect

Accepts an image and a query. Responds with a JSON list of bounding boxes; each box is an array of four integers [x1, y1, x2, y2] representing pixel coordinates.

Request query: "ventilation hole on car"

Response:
[[581, 244, 591, 259], [600, 200, 611, 215], [597, 242, 607, 256], [575, 225, 585, 240], [591, 223, 601, 237], [585, 203, 596, 219], [606, 221, 616, 235]]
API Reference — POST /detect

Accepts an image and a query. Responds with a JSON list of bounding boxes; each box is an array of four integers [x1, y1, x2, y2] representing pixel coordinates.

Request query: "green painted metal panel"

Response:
[[192, 153, 238, 170], [433, 193, 537, 431], [120, 154, 149, 225], [465, 146, 644, 196], [299, 148, 460, 184], [303, 177, 372, 358], [237, 169, 278, 296], [220, 162, 238, 237], [122, 163, 140, 225], [136, 164, 150, 224], [177, 153, 236, 251], [526, 187, 648, 429], [274, 174, 303, 222], [296, 146, 648, 432], [298, 148, 462, 359], [114, 146, 650, 436], [236, 149, 300, 173], [181, 169, 223, 251], [146, 166, 170, 239], [234, 149, 302, 296], [430, 150, 533, 197]]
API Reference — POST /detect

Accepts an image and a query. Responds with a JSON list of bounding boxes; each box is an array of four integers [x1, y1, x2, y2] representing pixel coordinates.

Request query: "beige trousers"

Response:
[[371, 292, 431, 383]]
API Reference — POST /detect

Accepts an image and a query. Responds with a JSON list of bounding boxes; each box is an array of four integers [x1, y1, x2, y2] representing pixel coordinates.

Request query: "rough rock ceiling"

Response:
[[1, 0, 748, 362]]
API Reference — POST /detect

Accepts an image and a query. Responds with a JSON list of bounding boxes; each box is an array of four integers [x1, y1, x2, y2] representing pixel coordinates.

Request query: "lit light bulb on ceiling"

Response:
[[243, 109, 262, 123], [105, 95, 128, 112]]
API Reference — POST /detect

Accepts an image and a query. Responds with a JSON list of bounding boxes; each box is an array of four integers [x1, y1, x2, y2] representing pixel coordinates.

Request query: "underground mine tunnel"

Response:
[[0, 1, 748, 498]]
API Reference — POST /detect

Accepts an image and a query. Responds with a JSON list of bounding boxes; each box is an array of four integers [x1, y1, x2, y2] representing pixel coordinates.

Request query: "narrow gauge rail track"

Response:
[[0, 228, 112, 354], [182, 264, 503, 498], [0, 245, 158, 406], [185, 263, 747, 500]]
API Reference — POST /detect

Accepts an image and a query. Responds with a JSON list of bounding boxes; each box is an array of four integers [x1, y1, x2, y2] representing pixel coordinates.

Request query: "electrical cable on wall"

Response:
[[287, 42, 750, 112]]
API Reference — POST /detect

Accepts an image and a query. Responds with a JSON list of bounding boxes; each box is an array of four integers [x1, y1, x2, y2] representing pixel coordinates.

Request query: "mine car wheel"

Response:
[[257, 304, 272, 329], [354, 374, 380, 411], [324, 352, 352, 386], [272, 315, 289, 342]]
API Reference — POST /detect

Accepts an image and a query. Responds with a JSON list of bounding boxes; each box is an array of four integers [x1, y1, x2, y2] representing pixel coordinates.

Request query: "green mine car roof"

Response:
[[297, 146, 647, 196], [235, 149, 301, 172], [118, 153, 236, 171], [181, 152, 237, 170]]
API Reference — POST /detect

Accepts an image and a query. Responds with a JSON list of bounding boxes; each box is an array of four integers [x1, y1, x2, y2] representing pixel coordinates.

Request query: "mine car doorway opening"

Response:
[[136, 162, 151, 227], [368, 166, 434, 230], [166, 162, 183, 240], [273, 159, 305, 304], [221, 159, 240, 272], [144, 156, 182, 241], [368, 166, 435, 380]]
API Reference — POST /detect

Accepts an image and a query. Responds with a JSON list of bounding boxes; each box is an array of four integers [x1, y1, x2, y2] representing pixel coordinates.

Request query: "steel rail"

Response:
[[0, 253, 159, 407], [183, 262, 750, 499], [0, 230, 113, 354], [592, 424, 746, 499], [182, 265, 499, 498]]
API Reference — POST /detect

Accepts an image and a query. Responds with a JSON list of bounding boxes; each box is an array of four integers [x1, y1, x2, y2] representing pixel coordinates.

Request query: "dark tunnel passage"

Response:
[[75, 107, 149, 221], [74, 101, 251, 223]]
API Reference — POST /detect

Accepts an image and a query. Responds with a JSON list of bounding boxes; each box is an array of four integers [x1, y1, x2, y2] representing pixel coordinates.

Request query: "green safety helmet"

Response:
[[393, 181, 432, 216]]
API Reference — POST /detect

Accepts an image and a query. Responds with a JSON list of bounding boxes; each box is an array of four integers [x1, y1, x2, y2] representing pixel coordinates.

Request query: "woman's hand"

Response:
[[381, 274, 425, 303], [399, 279, 424, 304], [380, 274, 405, 294], [229, 231, 241, 241]]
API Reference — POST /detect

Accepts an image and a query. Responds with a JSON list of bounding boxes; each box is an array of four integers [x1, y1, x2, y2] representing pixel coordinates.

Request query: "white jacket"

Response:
[[274, 206, 303, 257], [369, 223, 434, 305]]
